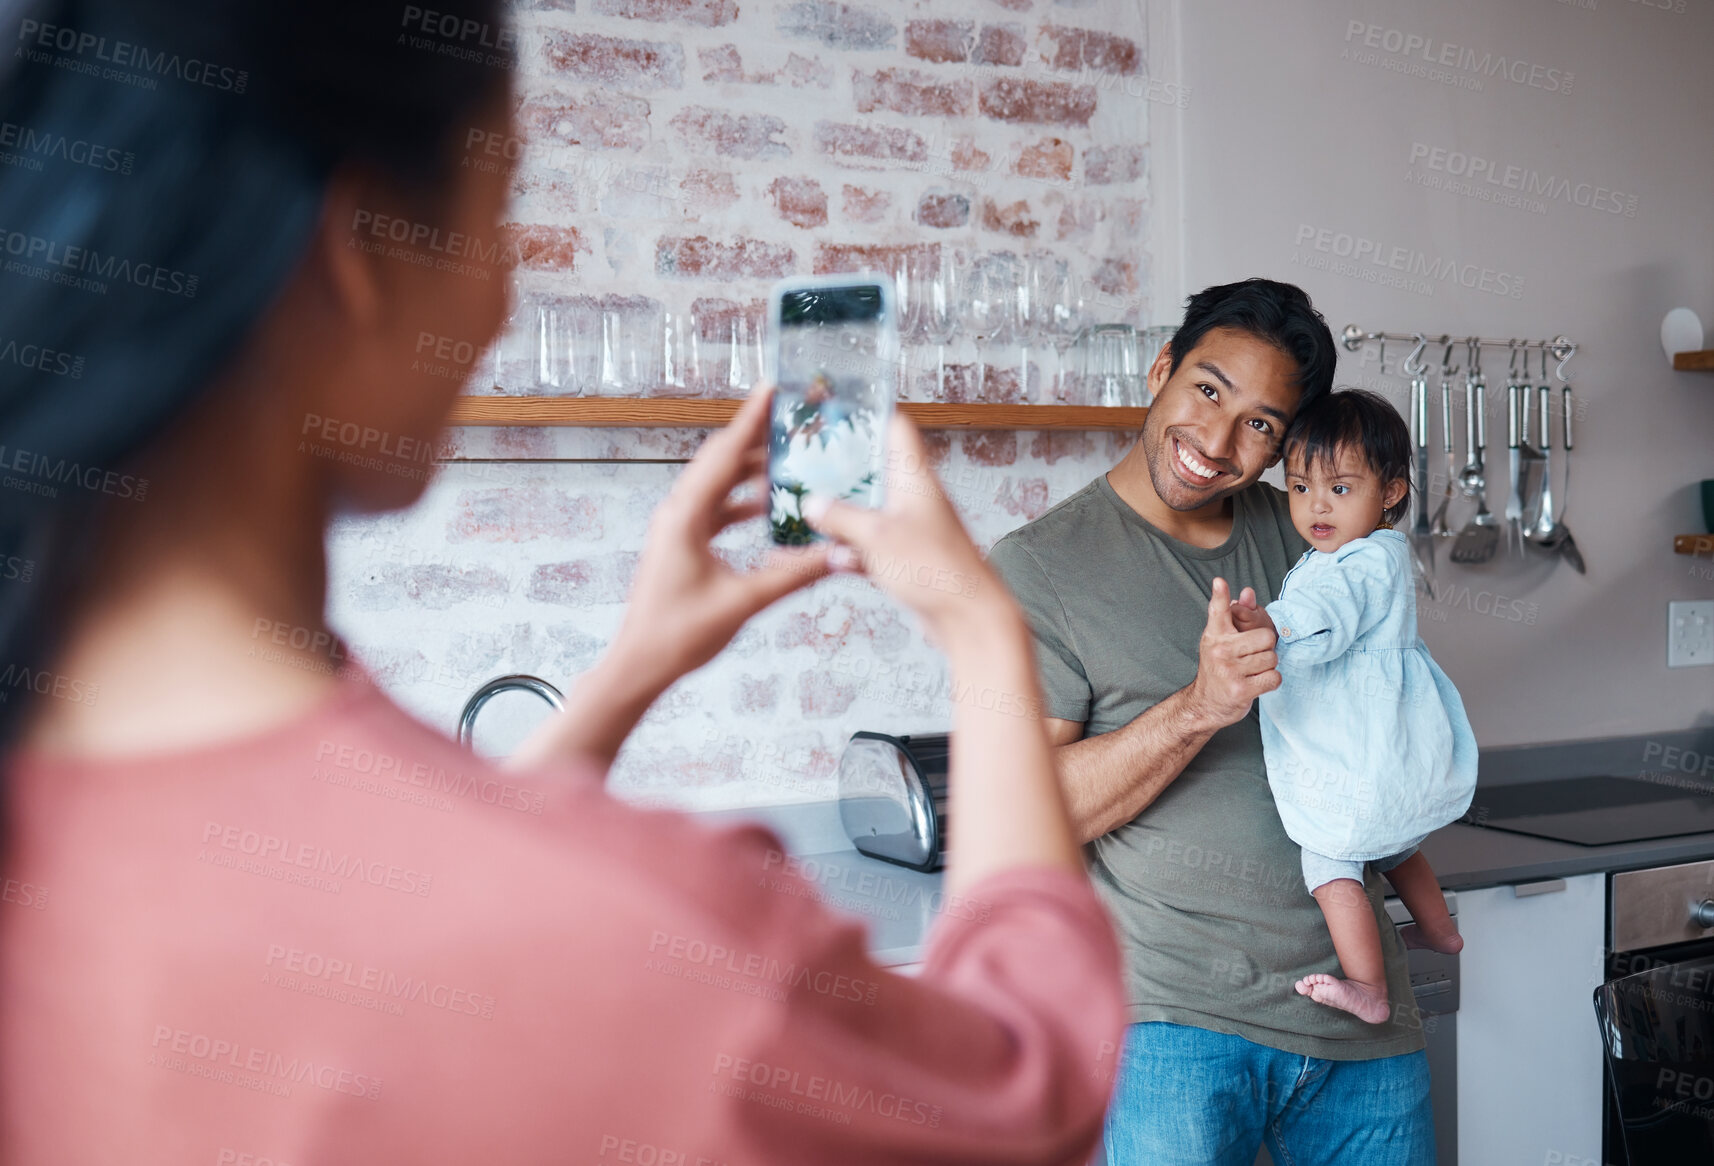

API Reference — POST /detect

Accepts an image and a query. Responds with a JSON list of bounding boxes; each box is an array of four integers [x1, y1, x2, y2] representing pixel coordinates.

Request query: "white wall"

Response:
[[1157, 0, 1714, 742]]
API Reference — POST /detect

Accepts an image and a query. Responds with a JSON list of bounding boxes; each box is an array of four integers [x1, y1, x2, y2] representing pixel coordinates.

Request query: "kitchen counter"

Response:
[[699, 724, 1714, 967]]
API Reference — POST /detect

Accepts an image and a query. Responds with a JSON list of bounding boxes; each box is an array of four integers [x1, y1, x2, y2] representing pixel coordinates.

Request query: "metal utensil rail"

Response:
[[1342, 326, 1584, 596]]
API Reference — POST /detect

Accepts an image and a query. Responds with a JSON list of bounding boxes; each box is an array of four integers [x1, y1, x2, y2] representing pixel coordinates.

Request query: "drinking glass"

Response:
[[1079, 324, 1143, 408], [657, 309, 699, 397]]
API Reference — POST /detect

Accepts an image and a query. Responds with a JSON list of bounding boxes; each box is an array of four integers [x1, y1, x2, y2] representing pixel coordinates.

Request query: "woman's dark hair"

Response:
[[1279, 389, 1413, 527], [1166, 279, 1336, 414], [0, 0, 511, 748]]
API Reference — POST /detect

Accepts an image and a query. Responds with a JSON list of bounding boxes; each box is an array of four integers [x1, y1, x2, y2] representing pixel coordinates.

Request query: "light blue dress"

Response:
[[1258, 528, 1479, 891]]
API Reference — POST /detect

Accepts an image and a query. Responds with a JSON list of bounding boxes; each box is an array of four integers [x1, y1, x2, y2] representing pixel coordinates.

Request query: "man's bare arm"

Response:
[[1047, 578, 1281, 844]]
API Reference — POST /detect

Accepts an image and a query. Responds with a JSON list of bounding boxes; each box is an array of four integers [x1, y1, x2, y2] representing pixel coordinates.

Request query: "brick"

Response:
[[1053, 195, 1104, 241], [1113, 196, 1145, 234], [525, 553, 639, 606], [348, 563, 514, 612], [938, 362, 979, 403], [778, 2, 896, 50], [1028, 431, 1098, 464], [974, 24, 1026, 66], [1092, 256, 1139, 297], [592, 0, 737, 27], [783, 52, 833, 87], [768, 176, 829, 228], [980, 77, 1097, 125], [1016, 136, 1073, 181], [813, 241, 937, 276], [1085, 143, 1144, 185], [699, 43, 744, 81], [852, 68, 971, 117], [541, 31, 685, 89], [657, 236, 796, 279], [679, 169, 741, 216], [814, 120, 926, 164], [518, 92, 650, 151], [732, 674, 782, 714], [1040, 25, 1141, 74], [449, 488, 604, 543], [980, 198, 1039, 237], [502, 223, 588, 271], [689, 296, 766, 342], [962, 430, 1019, 464], [777, 599, 911, 657], [798, 670, 859, 718], [915, 190, 970, 229], [669, 106, 790, 160], [905, 19, 973, 63], [996, 476, 1051, 519], [985, 365, 1027, 405], [841, 184, 891, 223], [951, 137, 991, 170], [598, 165, 682, 219]]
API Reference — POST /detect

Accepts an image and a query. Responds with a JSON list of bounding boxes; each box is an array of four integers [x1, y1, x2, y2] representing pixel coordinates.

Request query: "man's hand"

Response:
[[1185, 577, 1280, 732]]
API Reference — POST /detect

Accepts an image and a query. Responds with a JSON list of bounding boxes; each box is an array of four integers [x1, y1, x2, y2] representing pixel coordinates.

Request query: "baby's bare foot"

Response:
[[1398, 922, 1464, 955], [1296, 973, 1392, 1024]]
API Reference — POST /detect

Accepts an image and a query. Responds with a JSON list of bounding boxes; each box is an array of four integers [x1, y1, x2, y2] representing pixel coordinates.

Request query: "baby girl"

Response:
[[1231, 388, 1479, 1024]]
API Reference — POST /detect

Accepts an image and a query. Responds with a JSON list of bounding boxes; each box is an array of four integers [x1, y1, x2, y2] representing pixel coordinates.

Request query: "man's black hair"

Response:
[[1166, 278, 1337, 414], [1279, 389, 1413, 527]]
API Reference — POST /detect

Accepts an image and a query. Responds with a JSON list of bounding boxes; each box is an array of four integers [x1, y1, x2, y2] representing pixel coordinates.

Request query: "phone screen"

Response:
[[767, 279, 896, 545]]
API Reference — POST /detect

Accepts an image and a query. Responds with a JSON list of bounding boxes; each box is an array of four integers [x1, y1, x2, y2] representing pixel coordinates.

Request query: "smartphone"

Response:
[[766, 275, 897, 545]]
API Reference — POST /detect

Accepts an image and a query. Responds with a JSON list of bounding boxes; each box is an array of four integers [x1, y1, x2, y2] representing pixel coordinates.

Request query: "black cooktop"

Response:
[[1463, 775, 1714, 847]]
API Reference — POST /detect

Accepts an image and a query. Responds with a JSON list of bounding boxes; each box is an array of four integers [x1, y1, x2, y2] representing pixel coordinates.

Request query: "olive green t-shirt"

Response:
[[987, 473, 1425, 1060]]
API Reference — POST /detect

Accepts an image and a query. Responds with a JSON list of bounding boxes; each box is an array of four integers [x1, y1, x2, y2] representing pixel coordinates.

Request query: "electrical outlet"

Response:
[[1669, 600, 1714, 668]]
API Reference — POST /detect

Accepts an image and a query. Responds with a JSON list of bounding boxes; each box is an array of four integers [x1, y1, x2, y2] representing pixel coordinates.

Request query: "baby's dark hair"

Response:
[[1279, 389, 1412, 527]]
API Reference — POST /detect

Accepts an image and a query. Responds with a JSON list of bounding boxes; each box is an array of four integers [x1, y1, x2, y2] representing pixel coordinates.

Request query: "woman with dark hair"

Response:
[[0, 1, 1123, 1161]]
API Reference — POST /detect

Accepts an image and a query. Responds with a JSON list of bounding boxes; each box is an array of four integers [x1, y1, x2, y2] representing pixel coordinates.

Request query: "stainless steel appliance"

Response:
[[837, 731, 949, 871], [1597, 859, 1714, 1163]]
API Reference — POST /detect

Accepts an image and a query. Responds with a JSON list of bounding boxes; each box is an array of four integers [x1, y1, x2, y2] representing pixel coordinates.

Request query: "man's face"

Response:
[[1139, 326, 1304, 512]]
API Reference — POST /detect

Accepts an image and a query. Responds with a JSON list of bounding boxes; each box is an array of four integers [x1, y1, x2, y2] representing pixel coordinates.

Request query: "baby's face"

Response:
[[1283, 444, 1406, 552]]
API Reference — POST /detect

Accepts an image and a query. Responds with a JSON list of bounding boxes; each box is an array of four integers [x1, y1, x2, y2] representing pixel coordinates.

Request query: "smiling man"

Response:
[[987, 280, 1432, 1164]]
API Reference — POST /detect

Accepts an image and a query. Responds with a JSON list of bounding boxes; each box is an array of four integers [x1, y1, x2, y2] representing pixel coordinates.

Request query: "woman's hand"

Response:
[[508, 384, 833, 772], [613, 383, 836, 682], [803, 411, 1013, 647], [806, 409, 1081, 894]]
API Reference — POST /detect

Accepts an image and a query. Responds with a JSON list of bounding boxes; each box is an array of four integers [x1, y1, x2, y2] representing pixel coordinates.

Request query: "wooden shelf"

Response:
[[447, 396, 1149, 430], [1675, 534, 1714, 555], [1673, 350, 1714, 372]]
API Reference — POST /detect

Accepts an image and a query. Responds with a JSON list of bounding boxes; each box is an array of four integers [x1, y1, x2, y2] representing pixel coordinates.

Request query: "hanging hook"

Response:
[[1539, 345, 1549, 383], [1440, 335, 1458, 378], [1377, 335, 1388, 375], [1507, 339, 1520, 383], [1403, 332, 1428, 377], [1553, 340, 1575, 382]]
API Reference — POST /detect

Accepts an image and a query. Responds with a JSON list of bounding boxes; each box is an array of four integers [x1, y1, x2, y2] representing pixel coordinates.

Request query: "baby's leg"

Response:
[[1377, 849, 1463, 955], [1296, 851, 1392, 1025]]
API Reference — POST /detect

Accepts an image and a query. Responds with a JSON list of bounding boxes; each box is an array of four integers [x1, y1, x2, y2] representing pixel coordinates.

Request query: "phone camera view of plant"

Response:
[[769, 296, 890, 546]]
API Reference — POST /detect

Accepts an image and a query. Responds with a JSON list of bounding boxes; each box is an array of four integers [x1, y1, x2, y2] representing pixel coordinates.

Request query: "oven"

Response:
[[1597, 858, 1714, 1163]]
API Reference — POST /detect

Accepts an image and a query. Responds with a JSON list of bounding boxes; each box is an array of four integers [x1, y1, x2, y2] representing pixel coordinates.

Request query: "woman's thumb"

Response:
[[804, 494, 880, 551]]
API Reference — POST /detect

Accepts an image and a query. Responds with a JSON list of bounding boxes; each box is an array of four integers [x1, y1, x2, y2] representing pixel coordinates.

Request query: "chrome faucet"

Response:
[[457, 673, 565, 748]]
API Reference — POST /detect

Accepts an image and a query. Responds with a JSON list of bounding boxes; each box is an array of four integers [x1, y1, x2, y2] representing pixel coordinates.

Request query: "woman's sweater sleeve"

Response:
[[703, 825, 1127, 1166]]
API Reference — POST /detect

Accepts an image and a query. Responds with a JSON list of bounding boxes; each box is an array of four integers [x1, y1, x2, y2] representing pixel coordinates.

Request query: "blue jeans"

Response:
[[1103, 1022, 1434, 1166]]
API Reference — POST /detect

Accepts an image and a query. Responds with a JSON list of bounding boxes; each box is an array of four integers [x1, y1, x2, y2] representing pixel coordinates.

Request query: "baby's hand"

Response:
[[1229, 600, 1275, 637]]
